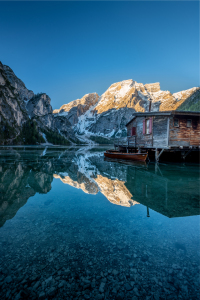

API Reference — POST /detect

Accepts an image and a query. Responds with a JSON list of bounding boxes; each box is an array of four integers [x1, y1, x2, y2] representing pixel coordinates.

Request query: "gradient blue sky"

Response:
[[0, 1, 199, 109]]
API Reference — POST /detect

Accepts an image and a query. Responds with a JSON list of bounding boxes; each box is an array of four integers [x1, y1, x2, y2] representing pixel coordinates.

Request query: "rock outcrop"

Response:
[[2, 64, 34, 102], [26, 93, 55, 129], [54, 93, 99, 126], [0, 62, 29, 140], [27, 93, 53, 118], [0, 61, 76, 145]]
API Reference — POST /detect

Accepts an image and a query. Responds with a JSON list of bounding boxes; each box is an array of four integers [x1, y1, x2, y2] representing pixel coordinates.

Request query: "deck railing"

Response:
[[115, 136, 136, 147]]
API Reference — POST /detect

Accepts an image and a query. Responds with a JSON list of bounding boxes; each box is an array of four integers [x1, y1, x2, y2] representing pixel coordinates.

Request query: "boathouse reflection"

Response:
[[124, 162, 199, 218]]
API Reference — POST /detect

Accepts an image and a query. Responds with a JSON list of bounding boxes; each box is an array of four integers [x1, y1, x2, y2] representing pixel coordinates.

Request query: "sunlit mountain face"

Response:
[[0, 146, 199, 300]]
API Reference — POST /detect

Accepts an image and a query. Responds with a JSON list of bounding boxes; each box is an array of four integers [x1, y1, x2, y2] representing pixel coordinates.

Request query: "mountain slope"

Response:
[[176, 88, 200, 111], [54, 79, 199, 140], [1, 61, 199, 145]]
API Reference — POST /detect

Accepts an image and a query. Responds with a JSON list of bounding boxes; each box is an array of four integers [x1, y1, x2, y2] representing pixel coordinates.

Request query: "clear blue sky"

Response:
[[0, 1, 199, 109]]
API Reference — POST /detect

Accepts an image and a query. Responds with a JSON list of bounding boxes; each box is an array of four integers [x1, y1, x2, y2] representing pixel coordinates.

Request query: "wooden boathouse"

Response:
[[115, 111, 200, 162]]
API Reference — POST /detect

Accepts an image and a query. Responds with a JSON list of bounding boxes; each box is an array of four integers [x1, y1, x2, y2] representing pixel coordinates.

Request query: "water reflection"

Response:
[[0, 147, 199, 300], [0, 147, 199, 228]]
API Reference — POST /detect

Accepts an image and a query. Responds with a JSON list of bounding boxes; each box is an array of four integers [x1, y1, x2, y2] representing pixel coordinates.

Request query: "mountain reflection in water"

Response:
[[0, 147, 200, 300], [0, 147, 199, 228]]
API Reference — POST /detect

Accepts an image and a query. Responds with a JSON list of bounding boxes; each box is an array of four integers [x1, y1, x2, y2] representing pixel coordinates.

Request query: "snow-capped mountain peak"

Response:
[[53, 79, 199, 142]]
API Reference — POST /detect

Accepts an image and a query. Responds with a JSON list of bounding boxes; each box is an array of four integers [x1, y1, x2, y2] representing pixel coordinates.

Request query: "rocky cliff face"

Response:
[[53, 93, 99, 126], [2, 65, 34, 102], [54, 79, 199, 140], [27, 93, 52, 118], [26, 93, 55, 129], [0, 62, 29, 141], [0, 62, 75, 145]]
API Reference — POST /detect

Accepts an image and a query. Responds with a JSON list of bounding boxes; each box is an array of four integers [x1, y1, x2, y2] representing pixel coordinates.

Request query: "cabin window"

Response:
[[143, 118, 152, 134], [174, 118, 179, 127], [193, 119, 198, 129], [131, 127, 136, 136], [187, 119, 192, 127], [146, 119, 150, 134]]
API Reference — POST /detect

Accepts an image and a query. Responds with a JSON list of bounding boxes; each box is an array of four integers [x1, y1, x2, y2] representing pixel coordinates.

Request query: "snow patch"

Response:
[[173, 87, 197, 101], [41, 146, 48, 156], [42, 133, 47, 143]]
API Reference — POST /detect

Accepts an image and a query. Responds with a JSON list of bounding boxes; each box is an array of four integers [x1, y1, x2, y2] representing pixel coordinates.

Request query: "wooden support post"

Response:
[[165, 181, 168, 207], [155, 163, 163, 176], [156, 148, 164, 162], [183, 149, 192, 160], [155, 148, 158, 161], [155, 163, 158, 175], [147, 207, 150, 217]]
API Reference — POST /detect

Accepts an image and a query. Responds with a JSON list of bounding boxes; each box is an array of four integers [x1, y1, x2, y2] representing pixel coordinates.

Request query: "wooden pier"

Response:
[[115, 111, 200, 162]]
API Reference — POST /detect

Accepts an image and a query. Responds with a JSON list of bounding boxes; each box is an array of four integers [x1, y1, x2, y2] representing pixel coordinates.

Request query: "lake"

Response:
[[0, 146, 199, 300]]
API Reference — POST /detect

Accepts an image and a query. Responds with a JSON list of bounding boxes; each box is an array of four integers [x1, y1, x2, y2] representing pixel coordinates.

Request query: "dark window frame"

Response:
[[192, 119, 198, 129], [131, 126, 136, 136], [174, 118, 179, 127], [143, 118, 152, 135], [145, 119, 150, 134], [187, 119, 192, 128]]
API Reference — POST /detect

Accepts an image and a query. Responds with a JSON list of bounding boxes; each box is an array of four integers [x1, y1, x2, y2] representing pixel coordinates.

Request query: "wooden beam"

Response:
[[156, 148, 165, 162], [183, 149, 192, 160], [167, 117, 170, 147]]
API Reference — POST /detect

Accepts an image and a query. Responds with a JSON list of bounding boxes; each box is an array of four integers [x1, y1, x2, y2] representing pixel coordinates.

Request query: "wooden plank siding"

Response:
[[169, 116, 200, 147], [136, 117, 152, 147], [127, 117, 152, 147], [125, 112, 200, 152], [127, 116, 169, 148], [127, 119, 136, 137], [153, 116, 168, 147]]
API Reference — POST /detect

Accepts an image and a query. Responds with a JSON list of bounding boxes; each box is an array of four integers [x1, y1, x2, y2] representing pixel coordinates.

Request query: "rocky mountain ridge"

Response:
[[0, 61, 199, 145], [54, 79, 199, 140]]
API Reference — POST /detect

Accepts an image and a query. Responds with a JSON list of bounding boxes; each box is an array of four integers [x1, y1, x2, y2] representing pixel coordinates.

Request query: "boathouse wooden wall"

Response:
[[153, 116, 168, 147], [127, 114, 200, 148], [169, 116, 200, 147], [127, 116, 168, 148], [127, 117, 153, 147], [127, 119, 136, 137]]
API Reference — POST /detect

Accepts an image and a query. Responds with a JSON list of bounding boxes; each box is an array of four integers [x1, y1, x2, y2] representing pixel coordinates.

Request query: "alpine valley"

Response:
[[0, 61, 199, 145]]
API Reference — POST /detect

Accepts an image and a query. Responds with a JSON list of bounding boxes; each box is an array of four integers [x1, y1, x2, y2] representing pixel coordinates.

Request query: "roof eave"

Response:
[[125, 111, 200, 126]]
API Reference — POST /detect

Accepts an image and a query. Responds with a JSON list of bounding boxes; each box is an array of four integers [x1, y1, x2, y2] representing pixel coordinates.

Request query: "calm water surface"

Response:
[[0, 146, 199, 300]]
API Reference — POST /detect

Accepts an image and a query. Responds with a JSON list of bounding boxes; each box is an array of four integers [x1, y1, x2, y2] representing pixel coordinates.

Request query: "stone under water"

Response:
[[0, 146, 199, 299]]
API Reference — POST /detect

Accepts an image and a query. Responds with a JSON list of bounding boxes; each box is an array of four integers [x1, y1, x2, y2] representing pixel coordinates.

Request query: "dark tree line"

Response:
[[22, 120, 45, 145], [43, 129, 70, 145], [0, 120, 16, 144], [0, 118, 71, 145]]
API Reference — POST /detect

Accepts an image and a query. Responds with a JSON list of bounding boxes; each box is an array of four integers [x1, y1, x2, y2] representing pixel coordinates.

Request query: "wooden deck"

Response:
[[114, 137, 200, 162]]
